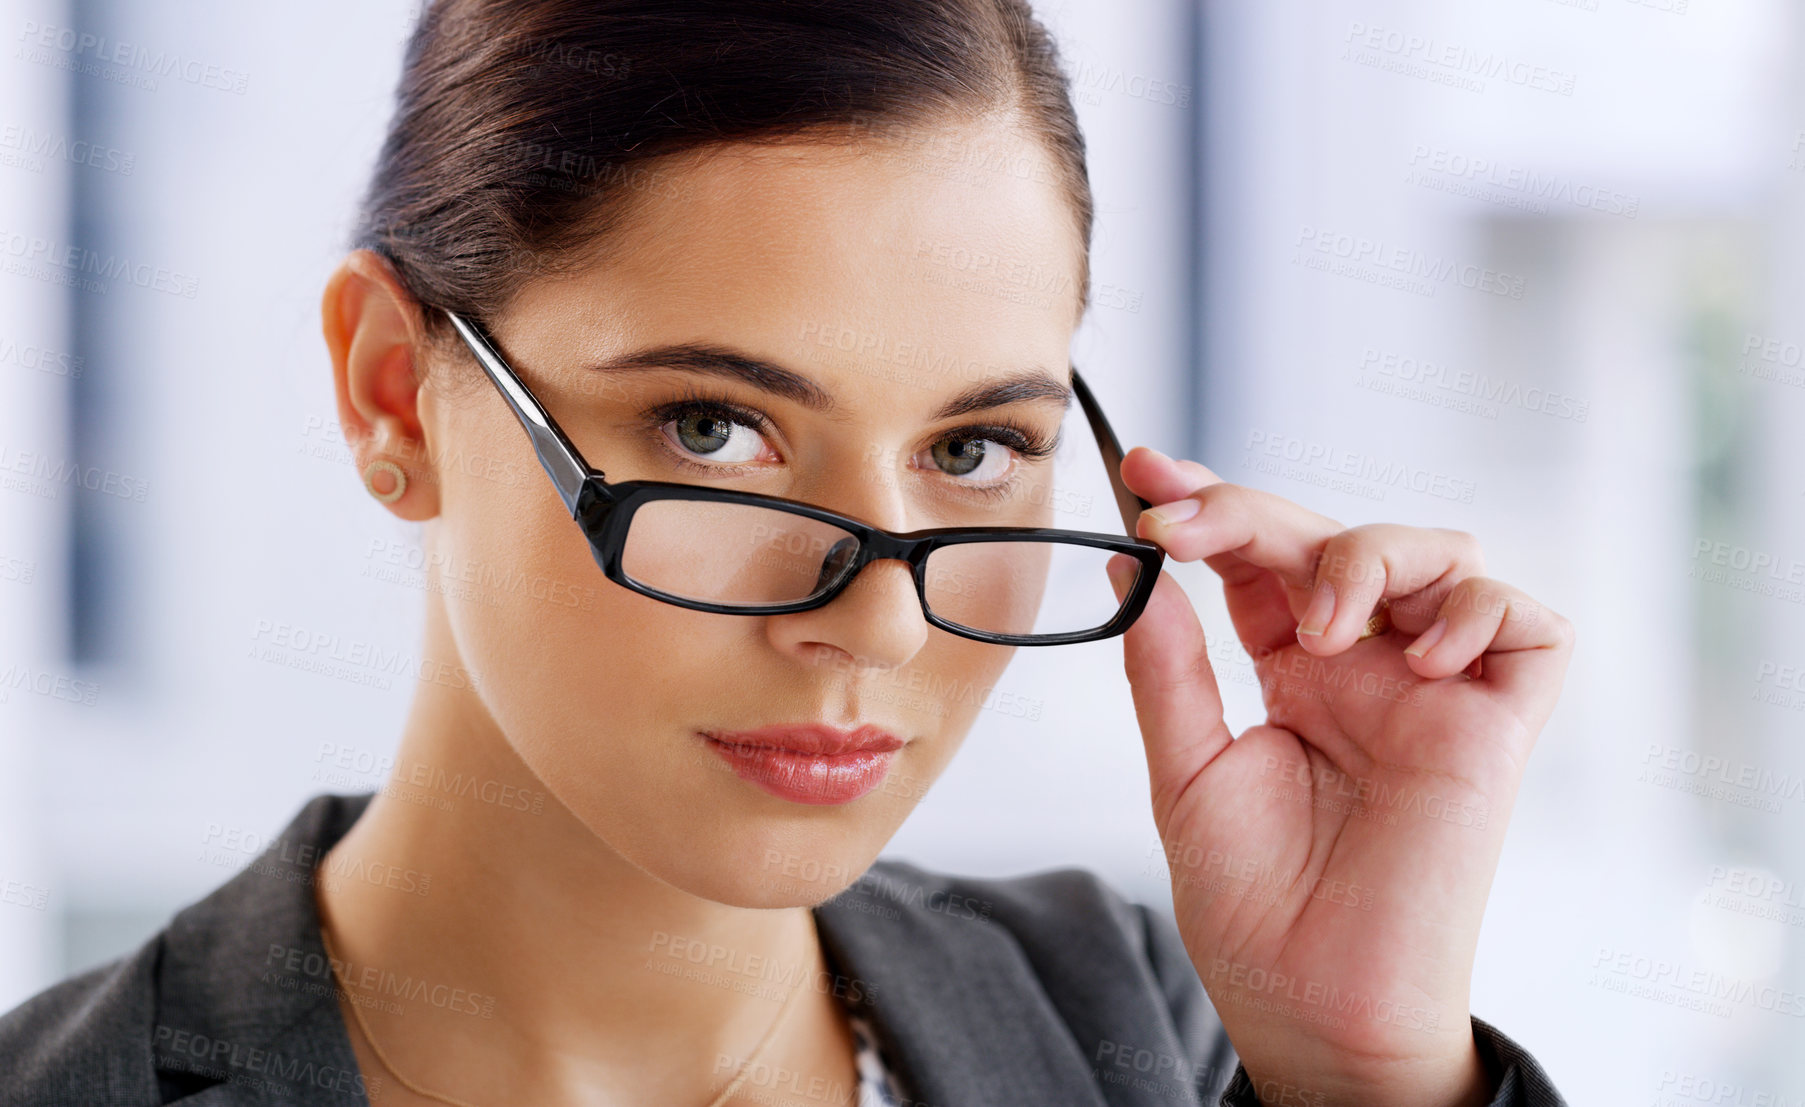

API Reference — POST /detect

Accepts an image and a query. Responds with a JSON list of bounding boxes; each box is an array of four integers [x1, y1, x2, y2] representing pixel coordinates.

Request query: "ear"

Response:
[[321, 249, 440, 521]]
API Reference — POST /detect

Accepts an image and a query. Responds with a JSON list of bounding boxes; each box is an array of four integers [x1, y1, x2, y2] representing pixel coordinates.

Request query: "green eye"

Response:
[[927, 435, 1011, 481], [933, 436, 987, 477], [674, 411, 730, 453], [663, 408, 767, 464]]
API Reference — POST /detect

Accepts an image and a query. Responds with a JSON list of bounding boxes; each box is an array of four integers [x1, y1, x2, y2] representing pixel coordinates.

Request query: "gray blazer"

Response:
[[0, 793, 1566, 1105]]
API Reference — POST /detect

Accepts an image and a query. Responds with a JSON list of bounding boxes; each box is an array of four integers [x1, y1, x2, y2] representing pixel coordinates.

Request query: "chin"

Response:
[[649, 814, 888, 910]]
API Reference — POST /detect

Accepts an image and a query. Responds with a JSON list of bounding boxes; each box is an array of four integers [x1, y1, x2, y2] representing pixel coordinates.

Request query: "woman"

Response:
[[0, 1, 1574, 1104]]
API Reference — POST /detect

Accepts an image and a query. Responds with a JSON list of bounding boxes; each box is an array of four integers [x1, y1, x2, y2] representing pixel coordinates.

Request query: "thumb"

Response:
[[1107, 556, 1235, 827]]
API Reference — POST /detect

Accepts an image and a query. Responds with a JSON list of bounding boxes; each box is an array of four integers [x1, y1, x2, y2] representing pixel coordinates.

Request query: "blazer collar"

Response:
[[154, 792, 377, 1105], [154, 792, 1110, 1106]]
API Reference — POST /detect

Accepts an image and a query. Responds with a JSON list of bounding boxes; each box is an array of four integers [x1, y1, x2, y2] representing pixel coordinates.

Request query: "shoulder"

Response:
[[0, 935, 163, 1107], [854, 854, 1182, 968], [836, 855, 1239, 1096], [0, 791, 373, 1107]]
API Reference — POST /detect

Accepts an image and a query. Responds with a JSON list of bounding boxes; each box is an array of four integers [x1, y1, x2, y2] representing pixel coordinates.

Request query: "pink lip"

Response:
[[702, 724, 904, 805]]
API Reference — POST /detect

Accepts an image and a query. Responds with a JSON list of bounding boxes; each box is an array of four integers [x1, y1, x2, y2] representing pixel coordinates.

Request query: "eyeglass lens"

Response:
[[617, 499, 1136, 638]]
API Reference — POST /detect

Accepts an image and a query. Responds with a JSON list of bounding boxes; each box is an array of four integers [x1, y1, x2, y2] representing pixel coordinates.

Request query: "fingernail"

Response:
[[1144, 445, 1177, 468], [1404, 617, 1448, 658], [1145, 497, 1201, 526], [1296, 578, 1337, 637]]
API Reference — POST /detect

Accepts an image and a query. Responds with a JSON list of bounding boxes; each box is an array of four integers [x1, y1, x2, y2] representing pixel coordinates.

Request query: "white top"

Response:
[[848, 1004, 908, 1106]]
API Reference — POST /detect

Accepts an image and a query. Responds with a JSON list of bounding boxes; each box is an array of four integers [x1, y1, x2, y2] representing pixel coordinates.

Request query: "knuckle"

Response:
[[1314, 529, 1382, 587], [1444, 573, 1501, 618], [1196, 479, 1237, 500], [1439, 527, 1485, 569]]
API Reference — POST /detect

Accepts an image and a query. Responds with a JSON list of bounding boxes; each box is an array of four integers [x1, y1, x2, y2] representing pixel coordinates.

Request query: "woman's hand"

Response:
[[1103, 447, 1574, 1107]]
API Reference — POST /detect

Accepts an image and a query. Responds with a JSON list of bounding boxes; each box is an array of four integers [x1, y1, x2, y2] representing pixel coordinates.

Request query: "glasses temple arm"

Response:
[[442, 308, 591, 516], [1069, 366, 1155, 535]]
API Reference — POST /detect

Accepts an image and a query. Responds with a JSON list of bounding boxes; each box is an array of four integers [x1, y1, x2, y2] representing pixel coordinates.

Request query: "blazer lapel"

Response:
[[156, 793, 377, 1106], [812, 863, 1111, 1107]]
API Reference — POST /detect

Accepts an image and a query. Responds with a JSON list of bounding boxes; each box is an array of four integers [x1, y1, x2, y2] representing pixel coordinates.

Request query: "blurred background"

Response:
[[1, 0, 1801, 1098]]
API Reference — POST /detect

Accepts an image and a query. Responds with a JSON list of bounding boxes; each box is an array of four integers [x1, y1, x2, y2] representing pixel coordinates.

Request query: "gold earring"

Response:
[[363, 459, 407, 504]]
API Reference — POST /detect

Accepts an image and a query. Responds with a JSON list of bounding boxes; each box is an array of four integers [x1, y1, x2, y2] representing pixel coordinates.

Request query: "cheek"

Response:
[[430, 462, 762, 817], [430, 457, 647, 758], [914, 639, 1018, 747]]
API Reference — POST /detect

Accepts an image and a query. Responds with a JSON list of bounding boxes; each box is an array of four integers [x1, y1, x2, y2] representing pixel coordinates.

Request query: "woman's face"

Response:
[[414, 113, 1084, 906]]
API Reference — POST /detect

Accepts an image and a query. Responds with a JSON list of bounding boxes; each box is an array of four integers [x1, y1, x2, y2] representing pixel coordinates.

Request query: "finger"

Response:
[[1131, 478, 1345, 655], [1294, 524, 1486, 656], [1135, 480, 1344, 583], [1119, 445, 1224, 508], [1403, 576, 1576, 732], [1107, 556, 1236, 828]]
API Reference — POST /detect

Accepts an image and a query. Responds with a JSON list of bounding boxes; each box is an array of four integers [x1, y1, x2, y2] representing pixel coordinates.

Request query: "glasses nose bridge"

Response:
[[852, 527, 925, 566], [814, 528, 927, 602]]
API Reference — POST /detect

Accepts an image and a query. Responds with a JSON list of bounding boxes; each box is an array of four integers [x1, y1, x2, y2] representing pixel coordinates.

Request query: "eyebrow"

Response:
[[584, 343, 1074, 421]]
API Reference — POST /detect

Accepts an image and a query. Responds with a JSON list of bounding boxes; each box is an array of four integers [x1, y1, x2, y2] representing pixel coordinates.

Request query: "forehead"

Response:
[[503, 114, 1085, 414]]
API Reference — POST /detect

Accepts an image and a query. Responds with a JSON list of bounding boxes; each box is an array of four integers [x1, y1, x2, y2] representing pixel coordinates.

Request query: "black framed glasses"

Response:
[[439, 308, 1166, 646]]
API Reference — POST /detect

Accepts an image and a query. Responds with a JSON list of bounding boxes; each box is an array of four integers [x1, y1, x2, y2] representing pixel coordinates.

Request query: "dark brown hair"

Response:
[[351, 0, 1093, 352]]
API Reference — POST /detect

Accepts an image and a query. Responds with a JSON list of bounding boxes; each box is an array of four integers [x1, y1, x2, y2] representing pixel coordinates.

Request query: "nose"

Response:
[[811, 536, 861, 595], [765, 544, 931, 674]]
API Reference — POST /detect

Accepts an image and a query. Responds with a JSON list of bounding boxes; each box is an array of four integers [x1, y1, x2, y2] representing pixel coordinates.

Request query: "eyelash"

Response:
[[634, 386, 1060, 501]]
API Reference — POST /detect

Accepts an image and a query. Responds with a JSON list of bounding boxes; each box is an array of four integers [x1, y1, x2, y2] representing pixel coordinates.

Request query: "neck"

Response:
[[314, 617, 842, 1104]]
